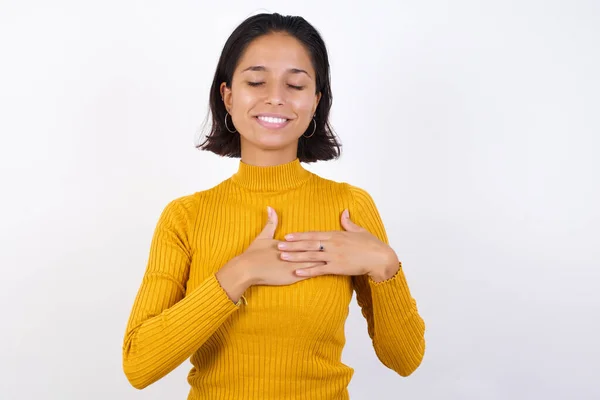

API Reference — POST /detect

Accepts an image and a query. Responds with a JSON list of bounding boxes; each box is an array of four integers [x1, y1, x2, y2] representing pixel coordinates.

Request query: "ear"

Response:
[[312, 92, 322, 116], [220, 82, 233, 112]]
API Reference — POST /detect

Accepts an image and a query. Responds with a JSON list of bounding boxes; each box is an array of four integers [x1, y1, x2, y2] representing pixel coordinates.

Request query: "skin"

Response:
[[215, 33, 399, 302]]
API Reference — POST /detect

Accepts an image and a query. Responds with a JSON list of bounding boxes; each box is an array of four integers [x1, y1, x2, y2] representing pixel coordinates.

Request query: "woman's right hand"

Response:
[[239, 206, 326, 286], [216, 207, 325, 302]]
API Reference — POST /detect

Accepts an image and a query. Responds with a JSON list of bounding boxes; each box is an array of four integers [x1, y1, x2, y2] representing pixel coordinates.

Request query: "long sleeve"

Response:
[[347, 184, 426, 376], [122, 196, 240, 389]]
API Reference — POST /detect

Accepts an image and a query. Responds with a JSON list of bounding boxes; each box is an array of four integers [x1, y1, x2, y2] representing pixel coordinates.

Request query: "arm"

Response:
[[347, 184, 426, 376], [122, 196, 241, 389]]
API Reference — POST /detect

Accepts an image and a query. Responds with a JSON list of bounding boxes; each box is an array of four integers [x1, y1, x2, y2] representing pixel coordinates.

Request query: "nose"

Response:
[[265, 82, 285, 106]]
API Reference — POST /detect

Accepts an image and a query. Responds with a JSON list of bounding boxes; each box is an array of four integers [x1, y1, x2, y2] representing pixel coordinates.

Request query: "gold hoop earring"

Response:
[[302, 118, 317, 138], [224, 112, 237, 133]]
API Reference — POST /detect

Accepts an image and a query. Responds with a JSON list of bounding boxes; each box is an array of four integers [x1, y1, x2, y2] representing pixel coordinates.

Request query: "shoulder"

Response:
[[157, 191, 204, 228], [309, 173, 379, 218], [158, 173, 253, 220], [344, 182, 376, 206], [162, 183, 224, 212], [315, 175, 376, 206], [309, 172, 370, 197], [164, 191, 199, 211]]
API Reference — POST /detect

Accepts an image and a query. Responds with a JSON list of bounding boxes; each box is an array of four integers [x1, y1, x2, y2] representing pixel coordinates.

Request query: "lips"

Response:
[[257, 115, 288, 124], [254, 114, 292, 130]]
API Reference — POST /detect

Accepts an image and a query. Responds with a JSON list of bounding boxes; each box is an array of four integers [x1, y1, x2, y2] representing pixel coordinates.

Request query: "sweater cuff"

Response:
[[207, 273, 245, 308], [368, 263, 417, 320], [212, 272, 247, 306], [163, 273, 240, 336]]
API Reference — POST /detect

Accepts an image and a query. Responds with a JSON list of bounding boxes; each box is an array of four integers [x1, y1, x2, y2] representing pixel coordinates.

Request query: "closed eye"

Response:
[[247, 82, 304, 90]]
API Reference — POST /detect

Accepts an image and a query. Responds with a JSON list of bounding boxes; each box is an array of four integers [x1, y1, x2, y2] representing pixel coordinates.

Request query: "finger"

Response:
[[340, 209, 364, 232], [295, 264, 330, 277], [281, 251, 331, 263], [277, 240, 322, 252], [256, 206, 278, 239], [298, 261, 327, 269], [284, 231, 333, 242]]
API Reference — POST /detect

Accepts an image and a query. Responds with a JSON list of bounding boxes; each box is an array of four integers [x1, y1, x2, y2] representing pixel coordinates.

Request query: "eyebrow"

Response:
[[240, 65, 312, 79]]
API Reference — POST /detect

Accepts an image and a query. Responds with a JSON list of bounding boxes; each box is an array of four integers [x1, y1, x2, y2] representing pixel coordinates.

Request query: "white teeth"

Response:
[[257, 116, 287, 124]]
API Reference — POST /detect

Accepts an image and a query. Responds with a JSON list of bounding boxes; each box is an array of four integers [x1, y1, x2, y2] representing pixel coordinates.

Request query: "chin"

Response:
[[257, 139, 295, 151], [251, 135, 297, 151]]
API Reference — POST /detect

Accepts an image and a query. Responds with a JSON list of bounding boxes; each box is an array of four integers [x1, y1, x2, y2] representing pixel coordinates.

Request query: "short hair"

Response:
[[197, 13, 341, 163]]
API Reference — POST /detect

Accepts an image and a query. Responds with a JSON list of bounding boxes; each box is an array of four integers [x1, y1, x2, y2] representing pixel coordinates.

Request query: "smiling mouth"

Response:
[[255, 115, 291, 130]]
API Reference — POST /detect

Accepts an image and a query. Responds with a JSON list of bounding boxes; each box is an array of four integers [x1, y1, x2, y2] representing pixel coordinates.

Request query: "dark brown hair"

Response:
[[196, 13, 341, 163]]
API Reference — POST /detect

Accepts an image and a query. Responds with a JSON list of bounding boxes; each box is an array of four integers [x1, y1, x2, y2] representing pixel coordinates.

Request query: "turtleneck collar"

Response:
[[230, 158, 312, 192]]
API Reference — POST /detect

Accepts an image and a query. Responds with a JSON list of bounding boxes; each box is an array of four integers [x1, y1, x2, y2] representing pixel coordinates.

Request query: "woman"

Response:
[[122, 12, 426, 399]]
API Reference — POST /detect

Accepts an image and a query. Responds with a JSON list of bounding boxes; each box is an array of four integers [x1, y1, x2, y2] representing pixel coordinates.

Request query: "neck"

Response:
[[239, 138, 299, 167]]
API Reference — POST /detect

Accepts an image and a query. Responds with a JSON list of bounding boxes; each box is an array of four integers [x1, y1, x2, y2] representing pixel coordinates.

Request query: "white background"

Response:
[[1, 1, 599, 399]]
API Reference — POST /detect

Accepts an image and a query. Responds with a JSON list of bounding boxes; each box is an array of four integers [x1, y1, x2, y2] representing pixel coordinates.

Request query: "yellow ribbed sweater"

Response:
[[122, 158, 426, 399]]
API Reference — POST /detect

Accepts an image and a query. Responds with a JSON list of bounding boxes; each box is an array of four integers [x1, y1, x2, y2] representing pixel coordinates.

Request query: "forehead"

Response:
[[236, 33, 314, 75]]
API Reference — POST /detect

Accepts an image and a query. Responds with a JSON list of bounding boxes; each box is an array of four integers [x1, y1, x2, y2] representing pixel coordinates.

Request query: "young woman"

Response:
[[122, 12, 426, 399]]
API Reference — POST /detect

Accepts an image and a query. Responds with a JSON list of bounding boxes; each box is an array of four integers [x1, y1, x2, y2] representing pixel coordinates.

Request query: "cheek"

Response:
[[231, 87, 255, 111], [290, 94, 317, 116]]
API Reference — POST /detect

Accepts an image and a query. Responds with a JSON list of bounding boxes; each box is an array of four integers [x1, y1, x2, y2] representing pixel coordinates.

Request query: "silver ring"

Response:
[[318, 240, 324, 251]]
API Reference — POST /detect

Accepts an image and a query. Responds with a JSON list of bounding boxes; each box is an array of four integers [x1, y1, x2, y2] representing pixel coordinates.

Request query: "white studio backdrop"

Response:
[[0, 1, 599, 399]]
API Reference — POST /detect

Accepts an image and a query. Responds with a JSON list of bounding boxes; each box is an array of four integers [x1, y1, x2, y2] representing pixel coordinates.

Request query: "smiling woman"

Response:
[[122, 12, 426, 400]]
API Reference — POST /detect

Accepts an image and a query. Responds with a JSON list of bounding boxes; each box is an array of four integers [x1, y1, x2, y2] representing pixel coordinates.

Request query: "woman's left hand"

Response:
[[278, 209, 400, 280]]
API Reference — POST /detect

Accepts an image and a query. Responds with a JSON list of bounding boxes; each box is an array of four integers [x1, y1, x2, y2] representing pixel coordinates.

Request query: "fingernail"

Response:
[[281, 253, 290, 260], [344, 209, 349, 219], [285, 234, 294, 240], [295, 269, 308, 276], [267, 206, 272, 217], [277, 242, 287, 250]]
